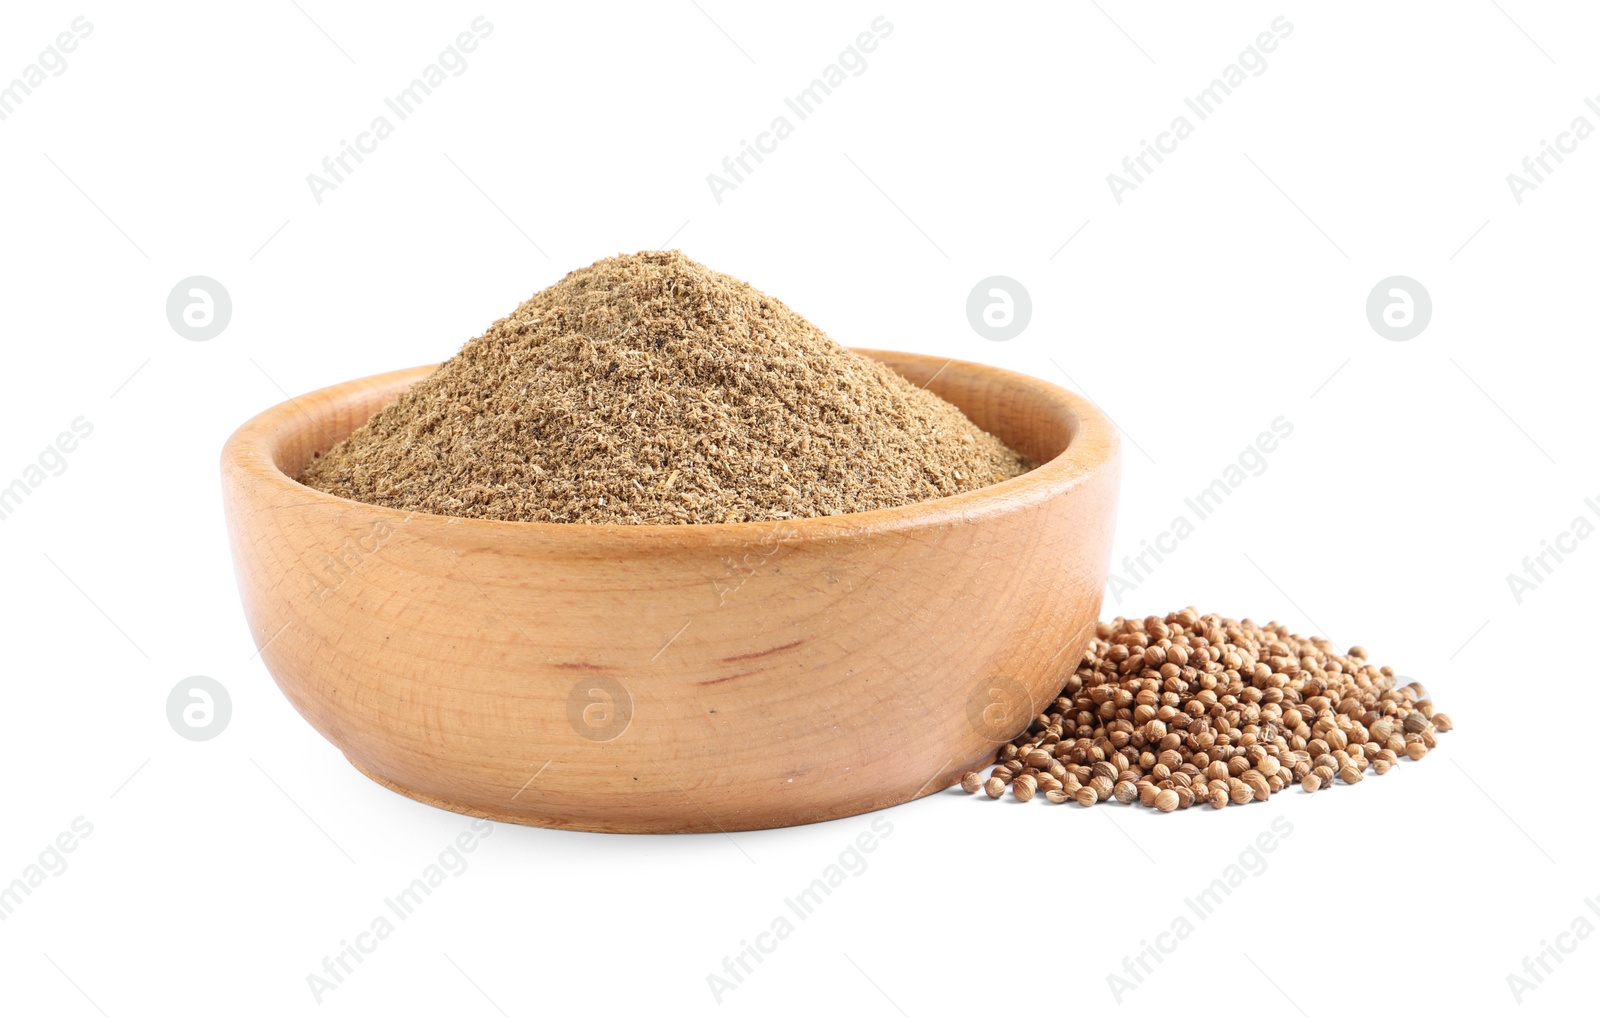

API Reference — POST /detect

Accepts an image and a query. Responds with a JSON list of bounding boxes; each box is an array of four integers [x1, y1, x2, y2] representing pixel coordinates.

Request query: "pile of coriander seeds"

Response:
[[960, 608, 1452, 812]]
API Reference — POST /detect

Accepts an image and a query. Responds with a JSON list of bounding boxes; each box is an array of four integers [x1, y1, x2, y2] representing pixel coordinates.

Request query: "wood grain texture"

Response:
[[220, 350, 1121, 832]]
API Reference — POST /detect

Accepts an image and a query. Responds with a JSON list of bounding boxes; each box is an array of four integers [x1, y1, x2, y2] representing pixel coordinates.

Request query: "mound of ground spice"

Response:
[[961, 608, 1451, 810], [300, 251, 1028, 524]]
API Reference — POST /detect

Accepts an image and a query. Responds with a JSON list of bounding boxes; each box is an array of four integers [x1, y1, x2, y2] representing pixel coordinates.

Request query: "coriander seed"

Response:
[[963, 609, 1451, 815]]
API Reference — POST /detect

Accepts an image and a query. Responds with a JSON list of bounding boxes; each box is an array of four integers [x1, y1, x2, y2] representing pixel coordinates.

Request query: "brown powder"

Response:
[[299, 251, 1028, 524]]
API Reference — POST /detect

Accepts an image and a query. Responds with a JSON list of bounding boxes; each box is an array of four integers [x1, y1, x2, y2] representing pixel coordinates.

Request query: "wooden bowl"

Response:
[[221, 350, 1120, 833]]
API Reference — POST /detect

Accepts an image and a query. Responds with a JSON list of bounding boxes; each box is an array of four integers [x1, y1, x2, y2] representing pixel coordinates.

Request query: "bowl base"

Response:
[[345, 756, 965, 834], [345, 758, 595, 831]]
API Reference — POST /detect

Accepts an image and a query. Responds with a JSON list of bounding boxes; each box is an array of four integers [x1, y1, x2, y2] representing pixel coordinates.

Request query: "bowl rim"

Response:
[[222, 348, 1120, 545]]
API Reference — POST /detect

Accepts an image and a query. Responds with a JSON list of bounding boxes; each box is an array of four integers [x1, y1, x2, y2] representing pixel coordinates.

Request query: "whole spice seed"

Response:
[[963, 608, 1452, 813], [1244, 771, 1271, 802], [300, 251, 1028, 524]]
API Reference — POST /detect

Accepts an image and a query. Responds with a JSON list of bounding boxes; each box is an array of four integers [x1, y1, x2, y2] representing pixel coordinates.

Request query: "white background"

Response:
[[1, 2, 1594, 1015]]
